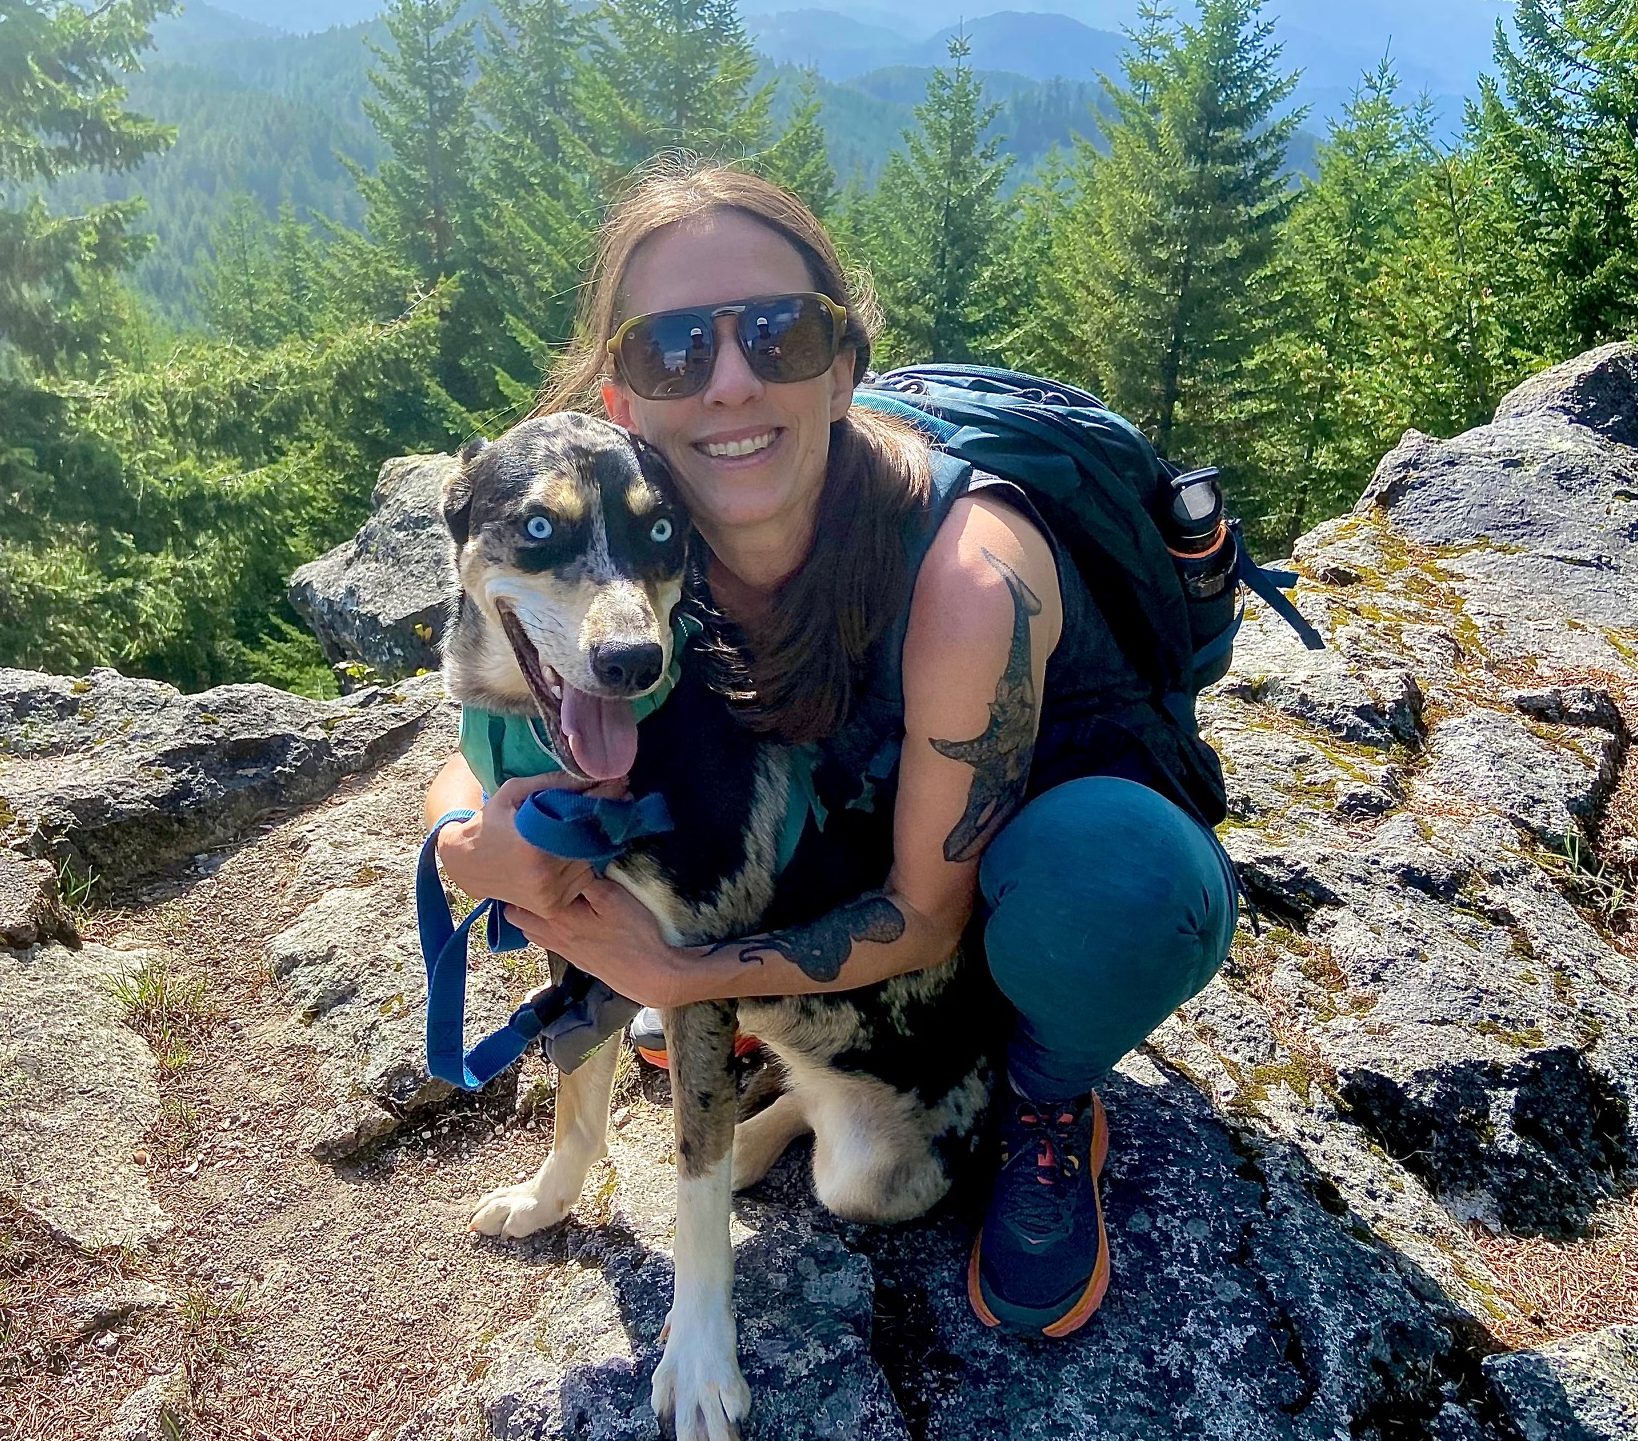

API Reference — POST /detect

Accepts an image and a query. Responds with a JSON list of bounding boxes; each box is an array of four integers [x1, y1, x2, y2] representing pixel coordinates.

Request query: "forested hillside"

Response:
[[4, 0, 1634, 703], [44, 1, 1176, 324]]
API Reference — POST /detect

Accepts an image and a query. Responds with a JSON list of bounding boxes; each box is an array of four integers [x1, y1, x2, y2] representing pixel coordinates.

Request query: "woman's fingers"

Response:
[[491, 771, 599, 809], [537, 861, 596, 915]]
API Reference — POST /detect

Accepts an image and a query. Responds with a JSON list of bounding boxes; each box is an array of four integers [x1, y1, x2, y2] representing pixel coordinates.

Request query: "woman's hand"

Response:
[[505, 879, 697, 1010], [436, 772, 618, 916]]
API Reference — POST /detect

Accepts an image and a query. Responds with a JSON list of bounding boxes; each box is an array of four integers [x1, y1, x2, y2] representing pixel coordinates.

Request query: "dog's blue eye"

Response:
[[525, 515, 553, 541], [649, 518, 673, 544]]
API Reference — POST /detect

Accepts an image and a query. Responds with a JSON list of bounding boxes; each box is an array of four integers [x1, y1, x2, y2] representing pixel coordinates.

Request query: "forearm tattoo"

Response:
[[930, 548, 1041, 863], [709, 892, 907, 983]]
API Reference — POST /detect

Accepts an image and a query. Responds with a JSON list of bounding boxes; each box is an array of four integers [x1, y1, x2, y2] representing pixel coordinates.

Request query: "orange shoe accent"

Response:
[[1041, 1092, 1110, 1337], [968, 1090, 1112, 1336], [1040, 1180, 1109, 1337], [633, 1030, 763, 1072], [966, 1236, 1002, 1328]]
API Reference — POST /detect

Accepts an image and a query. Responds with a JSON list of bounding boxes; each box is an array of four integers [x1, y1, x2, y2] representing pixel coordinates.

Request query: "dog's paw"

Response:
[[651, 1311, 750, 1441], [467, 1168, 580, 1238]]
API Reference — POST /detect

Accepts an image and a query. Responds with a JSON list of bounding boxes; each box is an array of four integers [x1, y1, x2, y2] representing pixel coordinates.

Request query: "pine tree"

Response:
[[1047, 0, 1301, 461], [1473, 0, 1638, 349], [758, 71, 839, 219], [985, 147, 1076, 377], [0, 0, 176, 375], [858, 36, 1014, 365], [584, 0, 771, 180], [470, 0, 603, 401], [355, 0, 477, 283], [1371, 135, 1530, 439], [270, 204, 322, 342], [203, 194, 276, 345], [1249, 60, 1429, 546]]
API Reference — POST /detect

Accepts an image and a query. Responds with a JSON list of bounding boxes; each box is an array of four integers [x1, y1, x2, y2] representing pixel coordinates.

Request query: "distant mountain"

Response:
[[850, 64, 1053, 107], [150, 0, 277, 52], [747, 0, 1511, 95], [913, 13, 1127, 79], [194, 0, 387, 34], [745, 8, 912, 78], [91, 0, 1344, 322]]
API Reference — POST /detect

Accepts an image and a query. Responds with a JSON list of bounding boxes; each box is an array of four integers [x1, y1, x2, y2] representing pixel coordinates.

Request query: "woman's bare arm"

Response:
[[522, 494, 1063, 1006], [424, 751, 483, 829]]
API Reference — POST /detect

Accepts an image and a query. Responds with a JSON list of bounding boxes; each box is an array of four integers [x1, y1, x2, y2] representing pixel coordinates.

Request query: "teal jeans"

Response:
[[978, 776, 1238, 1101]]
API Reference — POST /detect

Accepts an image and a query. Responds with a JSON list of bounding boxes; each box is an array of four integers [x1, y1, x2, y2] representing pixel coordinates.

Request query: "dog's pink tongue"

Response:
[[560, 685, 638, 781]]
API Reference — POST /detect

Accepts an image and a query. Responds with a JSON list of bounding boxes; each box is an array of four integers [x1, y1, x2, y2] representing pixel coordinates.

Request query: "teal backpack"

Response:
[[853, 364, 1323, 823]]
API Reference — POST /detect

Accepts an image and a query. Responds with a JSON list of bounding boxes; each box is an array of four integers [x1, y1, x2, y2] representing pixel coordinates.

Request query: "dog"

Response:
[[439, 412, 994, 1441]]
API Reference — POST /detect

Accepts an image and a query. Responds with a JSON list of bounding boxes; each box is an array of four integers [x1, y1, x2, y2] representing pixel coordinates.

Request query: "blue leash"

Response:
[[416, 789, 674, 1089]]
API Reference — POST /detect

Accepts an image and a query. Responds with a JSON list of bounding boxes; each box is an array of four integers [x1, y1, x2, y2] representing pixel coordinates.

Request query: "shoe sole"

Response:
[[967, 1091, 1110, 1337], [633, 1033, 763, 1071]]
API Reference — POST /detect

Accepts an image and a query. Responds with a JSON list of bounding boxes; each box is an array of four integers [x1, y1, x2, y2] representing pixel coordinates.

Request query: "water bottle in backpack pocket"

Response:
[[1160, 466, 1239, 689]]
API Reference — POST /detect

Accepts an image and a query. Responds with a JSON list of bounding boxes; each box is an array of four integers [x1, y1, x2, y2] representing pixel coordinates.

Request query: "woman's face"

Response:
[[602, 211, 855, 557]]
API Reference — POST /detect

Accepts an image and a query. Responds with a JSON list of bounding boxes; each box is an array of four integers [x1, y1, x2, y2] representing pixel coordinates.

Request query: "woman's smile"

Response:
[[603, 209, 856, 585], [695, 425, 784, 463]]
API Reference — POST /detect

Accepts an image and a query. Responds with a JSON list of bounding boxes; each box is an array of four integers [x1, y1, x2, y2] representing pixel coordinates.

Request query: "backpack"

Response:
[[851, 363, 1324, 824]]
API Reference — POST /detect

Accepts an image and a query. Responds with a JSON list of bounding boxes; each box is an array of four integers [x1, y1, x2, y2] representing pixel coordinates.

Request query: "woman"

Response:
[[426, 162, 1238, 1337]]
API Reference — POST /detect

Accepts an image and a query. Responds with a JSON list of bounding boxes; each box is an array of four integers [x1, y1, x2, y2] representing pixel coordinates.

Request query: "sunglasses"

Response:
[[607, 292, 849, 401]]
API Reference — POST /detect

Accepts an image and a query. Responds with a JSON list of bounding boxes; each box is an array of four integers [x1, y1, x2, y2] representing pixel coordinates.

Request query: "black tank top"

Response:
[[762, 461, 1208, 928]]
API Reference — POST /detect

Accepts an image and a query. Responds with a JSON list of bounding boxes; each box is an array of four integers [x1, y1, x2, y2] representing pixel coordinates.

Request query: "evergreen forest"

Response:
[[3, 0, 1635, 698]]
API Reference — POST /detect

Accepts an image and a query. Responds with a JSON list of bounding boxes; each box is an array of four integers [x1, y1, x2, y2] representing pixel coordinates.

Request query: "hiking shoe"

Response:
[[628, 1007, 762, 1070], [967, 1090, 1109, 1337], [630, 1007, 669, 1068]]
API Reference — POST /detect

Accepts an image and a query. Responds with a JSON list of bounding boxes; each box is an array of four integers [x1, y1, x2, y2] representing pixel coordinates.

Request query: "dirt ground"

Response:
[[1, 764, 680, 1441], [5, 722, 1637, 1441]]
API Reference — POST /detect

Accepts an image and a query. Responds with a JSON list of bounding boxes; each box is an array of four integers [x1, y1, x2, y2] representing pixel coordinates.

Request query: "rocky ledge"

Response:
[[4, 347, 1636, 1441]]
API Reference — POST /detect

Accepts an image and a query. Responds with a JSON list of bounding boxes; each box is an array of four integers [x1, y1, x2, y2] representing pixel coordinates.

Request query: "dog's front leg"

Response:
[[651, 1000, 749, 1441], [469, 1033, 620, 1238]]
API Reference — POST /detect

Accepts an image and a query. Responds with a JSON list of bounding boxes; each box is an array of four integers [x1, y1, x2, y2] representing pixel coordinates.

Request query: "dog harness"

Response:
[[418, 611, 826, 1089], [417, 615, 698, 1090]]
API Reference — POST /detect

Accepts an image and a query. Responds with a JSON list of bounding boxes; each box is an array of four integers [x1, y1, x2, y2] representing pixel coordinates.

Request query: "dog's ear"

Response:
[[442, 450, 478, 546], [458, 435, 489, 465], [625, 431, 683, 512]]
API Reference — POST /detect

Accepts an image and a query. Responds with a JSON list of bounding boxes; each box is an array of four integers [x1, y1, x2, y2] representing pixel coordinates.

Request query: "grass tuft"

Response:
[[1539, 832, 1634, 933], [107, 958, 215, 1075]]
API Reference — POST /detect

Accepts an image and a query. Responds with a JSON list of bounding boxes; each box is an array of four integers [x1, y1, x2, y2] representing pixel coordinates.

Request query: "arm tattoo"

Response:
[[930, 548, 1042, 863], [708, 892, 906, 983]]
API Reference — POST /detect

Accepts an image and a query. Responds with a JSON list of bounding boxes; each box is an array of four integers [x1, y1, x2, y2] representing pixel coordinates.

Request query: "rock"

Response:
[[289, 453, 458, 683], [853, 1060, 1467, 1441], [99, 1363, 188, 1441], [1418, 709, 1619, 849], [265, 865, 517, 1158], [0, 849, 75, 949], [399, 1173, 907, 1441], [17, 346, 1638, 1433], [1198, 345, 1638, 1257], [1483, 1324, 1638, 1441], [1490, 342, 1638, 447], [54, 1280, 169, 1336], [1335, 1046, 1628, 1237], [0, 666, 440, 893], [259, 705, 518, 1157], [0, 942, 165, 1248]]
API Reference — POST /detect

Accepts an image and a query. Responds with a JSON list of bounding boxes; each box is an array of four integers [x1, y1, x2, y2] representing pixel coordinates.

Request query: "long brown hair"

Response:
[[535, 158, 932, 744]]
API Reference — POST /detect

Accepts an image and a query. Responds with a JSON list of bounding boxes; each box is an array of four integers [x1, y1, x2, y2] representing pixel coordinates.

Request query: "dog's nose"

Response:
[[592, 640, 663, 692]]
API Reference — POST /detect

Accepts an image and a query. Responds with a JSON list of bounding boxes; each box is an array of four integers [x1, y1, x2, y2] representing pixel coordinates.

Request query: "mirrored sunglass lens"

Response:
[[624, 312, 713, 398], [739, 296, 835, 381]]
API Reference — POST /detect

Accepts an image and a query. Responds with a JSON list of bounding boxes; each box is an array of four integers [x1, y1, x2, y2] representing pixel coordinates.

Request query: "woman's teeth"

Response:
[[700, 430, 777, 458]]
